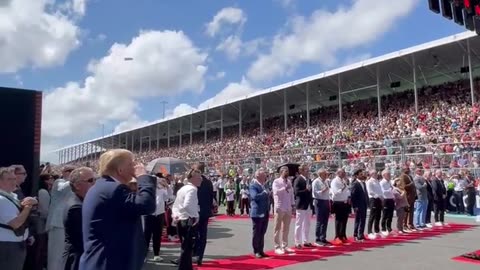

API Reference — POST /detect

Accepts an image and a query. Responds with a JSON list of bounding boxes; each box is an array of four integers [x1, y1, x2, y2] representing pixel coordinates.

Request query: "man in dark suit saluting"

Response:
[[350, 169, 368, 242], [80, 149, 156, 270]]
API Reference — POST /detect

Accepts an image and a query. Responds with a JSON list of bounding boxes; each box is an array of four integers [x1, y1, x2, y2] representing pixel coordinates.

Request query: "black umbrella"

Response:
[[277, 163, 300, 177], [146, 157, 188, 175]]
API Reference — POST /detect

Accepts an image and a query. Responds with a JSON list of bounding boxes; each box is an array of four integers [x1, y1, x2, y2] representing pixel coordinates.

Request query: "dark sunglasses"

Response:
[[83, 178, 95, 183]]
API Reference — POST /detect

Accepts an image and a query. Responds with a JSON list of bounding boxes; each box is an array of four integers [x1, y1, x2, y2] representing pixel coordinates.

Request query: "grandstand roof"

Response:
[[55, 31, 480, 152]]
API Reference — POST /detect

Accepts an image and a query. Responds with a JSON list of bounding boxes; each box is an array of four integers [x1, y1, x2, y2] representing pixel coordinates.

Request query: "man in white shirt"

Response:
[[218, 177, 226, 206], [311, 169, 331, 246], [453, 175, 467, 214], [46, 165, 75, 270], [366, 170, 383, 239], [172, 169, 202, 270], [380, 169, 395, 236], [330, 169, 350, 244], [0, 167, 37, 270]]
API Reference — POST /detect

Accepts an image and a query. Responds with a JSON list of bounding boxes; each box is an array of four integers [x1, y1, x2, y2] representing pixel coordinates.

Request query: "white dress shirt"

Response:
[[312, 177, 330, 200], [218, 178, 226, 189], [454, 178, 468, 191], [366, 178, 383, 199], [172, 183, 199, 221], [330, 177, 350, 202], [154, 187, 168, 215], [380, 179, 394, 199]]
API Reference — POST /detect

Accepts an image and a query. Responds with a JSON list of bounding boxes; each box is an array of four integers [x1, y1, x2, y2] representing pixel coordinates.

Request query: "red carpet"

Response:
[[214, 214, 273, 220], [199, 224, 474, 270], [452, 250, 480, 265], [161, 237, 180, 245]]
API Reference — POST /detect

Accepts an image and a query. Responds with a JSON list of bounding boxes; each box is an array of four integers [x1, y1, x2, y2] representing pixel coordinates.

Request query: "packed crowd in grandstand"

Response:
[[63, 78, 480, 177]]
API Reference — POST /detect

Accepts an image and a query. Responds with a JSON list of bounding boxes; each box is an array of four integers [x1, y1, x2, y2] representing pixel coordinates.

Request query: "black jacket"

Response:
[[426, 180, 434, 201], [63, 196, 84, 270], [350, 179, 368, 209], [294, 176, 312, 210], [431, 178, 446, 202], [198, 175, 214, 219]]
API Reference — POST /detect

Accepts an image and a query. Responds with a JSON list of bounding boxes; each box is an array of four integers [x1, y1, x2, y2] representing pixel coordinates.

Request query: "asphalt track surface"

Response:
[[144, 213, 480, 270]]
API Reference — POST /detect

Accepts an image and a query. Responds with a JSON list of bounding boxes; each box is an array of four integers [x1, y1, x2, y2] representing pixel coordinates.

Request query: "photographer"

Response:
[[0, 167, 38, 270]]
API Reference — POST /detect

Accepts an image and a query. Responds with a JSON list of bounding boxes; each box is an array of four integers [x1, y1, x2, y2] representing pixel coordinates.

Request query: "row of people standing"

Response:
[[248, 165, 476, 258], [213, 175, 252, 216]]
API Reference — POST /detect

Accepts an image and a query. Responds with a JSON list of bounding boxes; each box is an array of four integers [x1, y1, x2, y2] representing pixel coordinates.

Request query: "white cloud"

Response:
[[243, 38, 268, 56], [215, 71, 226, 79], [168, 78, 256, 118], [205, 7, 246, 37], [216, 35, 242, 60], [170, 103, 196, 118], [207, 7, 256, 60], [114, 115, 150, 133], [198, 78, 255, 110], [72, 0, 87, 16], [0, 0, 82, 73], [247, 0, 418, 82], [207, 71, 226, 81], [41, 30, 208, 160]]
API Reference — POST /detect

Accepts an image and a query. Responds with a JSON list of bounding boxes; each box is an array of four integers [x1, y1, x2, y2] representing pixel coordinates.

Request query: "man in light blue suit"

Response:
[[249, 168, 270, 259]]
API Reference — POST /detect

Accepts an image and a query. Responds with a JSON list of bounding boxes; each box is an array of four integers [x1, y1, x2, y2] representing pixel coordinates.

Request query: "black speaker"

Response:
[[0, 87, 42, 196], [428, 0, 441, 13], [254, 158, 261, 164], [339, 151, 348, 160]]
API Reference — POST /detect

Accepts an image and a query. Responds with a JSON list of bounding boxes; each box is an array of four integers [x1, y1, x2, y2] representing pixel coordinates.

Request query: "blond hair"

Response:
[[98, 149, 133, 176]]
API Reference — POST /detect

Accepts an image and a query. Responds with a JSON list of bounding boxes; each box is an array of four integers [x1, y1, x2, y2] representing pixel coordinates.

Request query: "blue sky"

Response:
[[0, 0, 468, 161]]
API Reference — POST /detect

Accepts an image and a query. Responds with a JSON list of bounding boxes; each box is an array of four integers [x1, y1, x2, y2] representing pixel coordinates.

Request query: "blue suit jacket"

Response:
[[249, 181, 270, 218], [79, 175, 156, 270]]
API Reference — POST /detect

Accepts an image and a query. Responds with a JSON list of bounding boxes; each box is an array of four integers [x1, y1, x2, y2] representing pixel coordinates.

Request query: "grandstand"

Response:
[[55, 31, 480, 172]]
